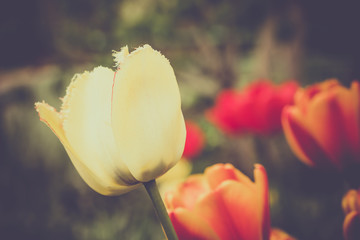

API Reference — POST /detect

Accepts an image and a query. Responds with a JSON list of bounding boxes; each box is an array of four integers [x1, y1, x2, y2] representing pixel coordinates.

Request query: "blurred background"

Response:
[[1, 0, 359, 239]]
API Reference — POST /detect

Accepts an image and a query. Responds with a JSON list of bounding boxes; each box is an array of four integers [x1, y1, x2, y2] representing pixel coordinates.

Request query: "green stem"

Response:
[[143, 179, 178, 240]]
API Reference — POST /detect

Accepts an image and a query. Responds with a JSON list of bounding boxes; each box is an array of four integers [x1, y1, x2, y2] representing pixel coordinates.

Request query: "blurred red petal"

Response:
[[208, 80, 298, 135], [183, 121, 205, 159], [206, 90, 244, 134]]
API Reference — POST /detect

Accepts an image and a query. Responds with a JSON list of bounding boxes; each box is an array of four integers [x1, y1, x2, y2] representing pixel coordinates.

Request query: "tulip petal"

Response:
[[182, 121, 205, 159], [164, 175, 210, 211], [270, 228, 296, 240], [215, 180, 262, 239], [342, 189, 360, 214], [343, 211, 360, 240], [205, 163, 254, 190], [35, 102, 137, 195], [282, 106, 331, 167], [169, 209, 220, 240], [343, 82, 360, 161], [111, 45, 186, 182], [206, 165, 269, 240], [35, 102, 68, 147], [192, 189, 243, 240], [255, 164, 271, 240], [206, 90, 244, 134], [158, 159, 192, 198], [306, 88, 355, 168], [165, 163, 270, 240], [60, 66, 139, 194]]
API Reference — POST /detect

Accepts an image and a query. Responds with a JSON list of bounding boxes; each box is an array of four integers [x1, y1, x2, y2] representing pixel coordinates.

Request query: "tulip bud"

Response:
[[35, 45, 186, 195], [282, 79, 360, 170]]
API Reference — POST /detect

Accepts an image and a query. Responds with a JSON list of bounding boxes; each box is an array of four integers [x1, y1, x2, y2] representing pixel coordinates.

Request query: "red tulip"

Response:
[[207, 80, 298, 135], [164, 163, 270, 240], [282, 79, 360, 170], [182, 121, 205, 159], [342, 189, 360, 240], [206, 89, 244, 134]]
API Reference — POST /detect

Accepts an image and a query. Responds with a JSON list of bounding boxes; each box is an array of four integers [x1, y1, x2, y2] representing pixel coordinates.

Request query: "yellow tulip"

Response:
[[35, 45, 186, 196]]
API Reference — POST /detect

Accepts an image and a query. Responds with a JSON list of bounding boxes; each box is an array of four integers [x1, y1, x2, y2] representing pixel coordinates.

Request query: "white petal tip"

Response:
[[113, 46, 129, 68]]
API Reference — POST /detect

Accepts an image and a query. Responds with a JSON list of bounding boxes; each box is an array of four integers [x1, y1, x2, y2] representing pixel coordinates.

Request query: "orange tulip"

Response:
[[342, 189, 360, 240], [164, 163, 270, 240], [282, 79, 360, 170]]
